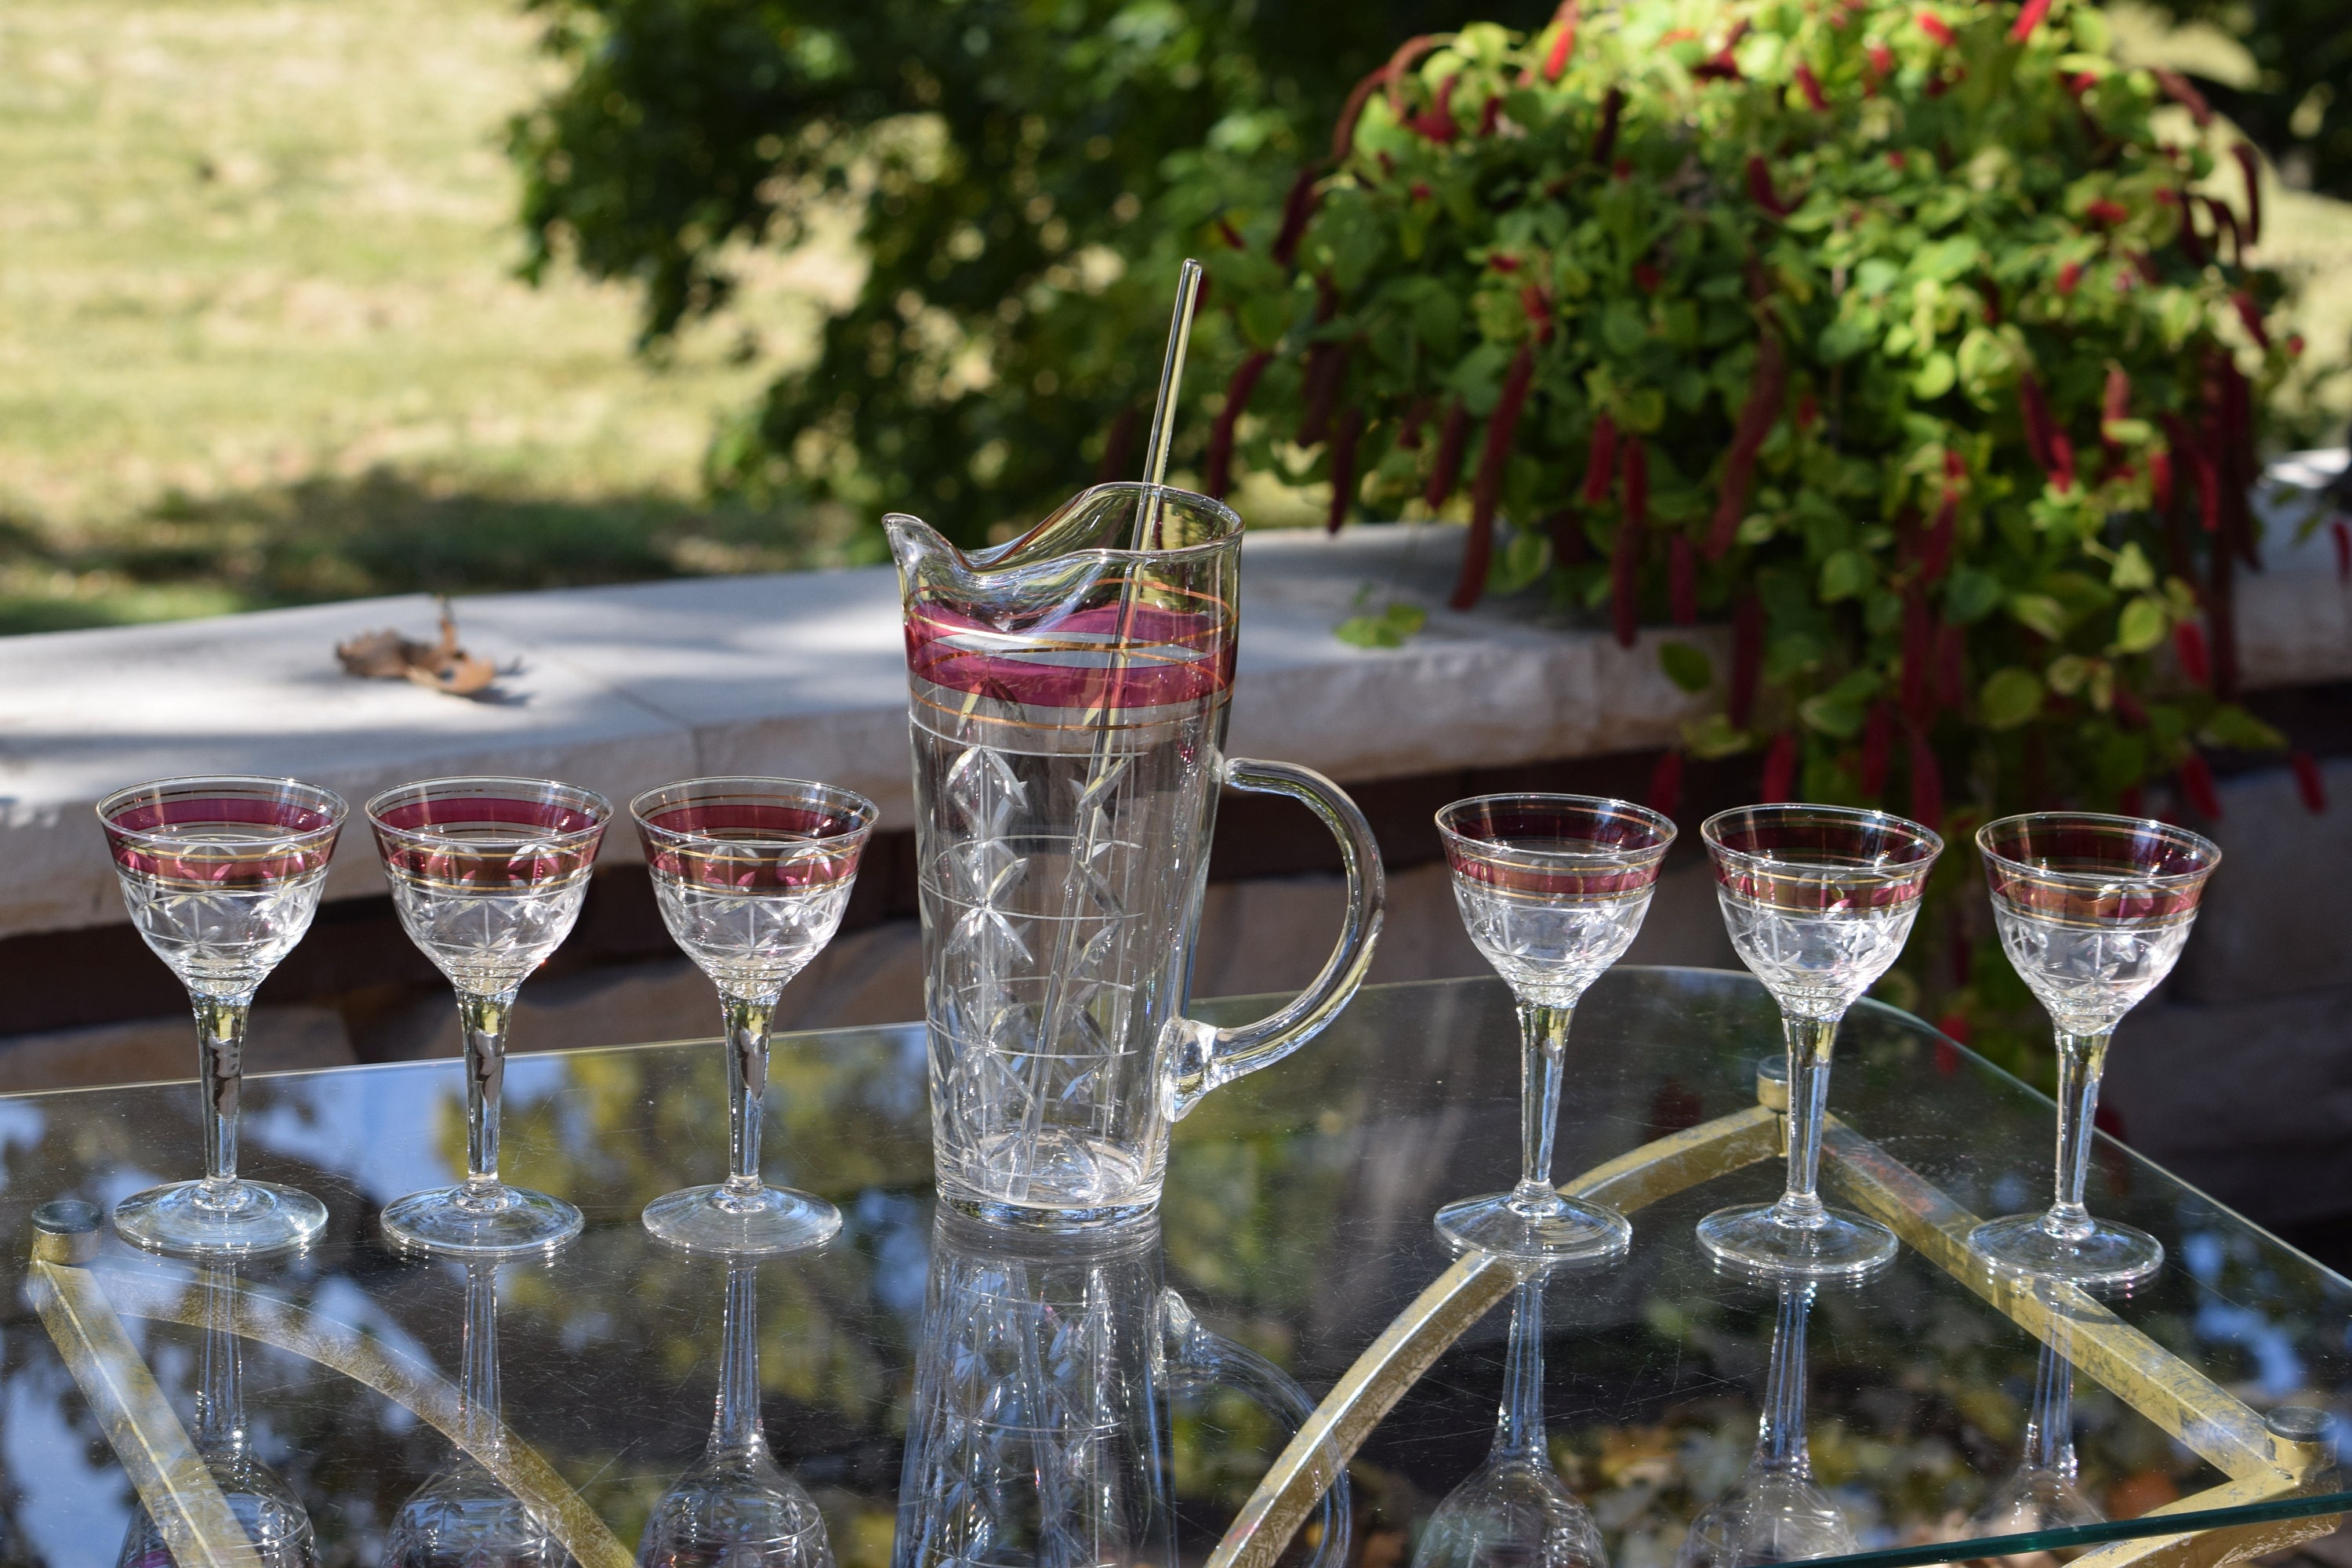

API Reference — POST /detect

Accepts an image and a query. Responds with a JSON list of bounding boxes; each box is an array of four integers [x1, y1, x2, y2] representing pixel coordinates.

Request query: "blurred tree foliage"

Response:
[[2138, 0, 2352, 200], [510, 0, 1488, 549]]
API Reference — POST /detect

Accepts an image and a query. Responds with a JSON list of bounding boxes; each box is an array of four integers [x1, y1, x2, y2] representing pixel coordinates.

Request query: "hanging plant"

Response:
[[1188, 0, 2318, 1062]]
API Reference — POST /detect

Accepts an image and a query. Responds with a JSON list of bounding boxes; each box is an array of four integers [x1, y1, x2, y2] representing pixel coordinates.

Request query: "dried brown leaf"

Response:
[[335, 600, 506, 699]]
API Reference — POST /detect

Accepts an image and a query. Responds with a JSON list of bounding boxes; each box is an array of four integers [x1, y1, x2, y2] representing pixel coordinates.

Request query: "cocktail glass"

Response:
[[1968, 812, 2220, 1287], [1697, 804, 1941, 1279], [1967, 1288, 2101, 1538], [633, 777, 877, 1254], [368, 776, 608, 1257], [1434, 793, 1675, 1261], [101, 775, 343, 1257], [1410, 1268, 1606, 1568]]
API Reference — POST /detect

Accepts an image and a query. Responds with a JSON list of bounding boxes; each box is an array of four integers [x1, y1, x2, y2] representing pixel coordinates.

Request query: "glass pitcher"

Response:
[[887, 483, 1383, 1229], [894, 1209, 1349, 1568]]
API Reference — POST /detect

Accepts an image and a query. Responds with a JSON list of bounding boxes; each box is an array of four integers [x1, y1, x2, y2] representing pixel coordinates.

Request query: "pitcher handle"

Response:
[[1170, 757, 1385, 1120], [1160, 1289, 1352, 1568]]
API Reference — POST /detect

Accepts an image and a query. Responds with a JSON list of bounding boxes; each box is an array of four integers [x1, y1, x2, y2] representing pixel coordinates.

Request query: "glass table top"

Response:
[[0, 969, 2344, 1567]]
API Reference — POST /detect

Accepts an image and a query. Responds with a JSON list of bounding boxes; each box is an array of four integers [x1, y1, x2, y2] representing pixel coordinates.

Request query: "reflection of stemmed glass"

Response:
[[633, 778, 877, 1255], [1674, 1281, 1855, 1568], [1411, 1269, 1606, 1568], [638, 1261, 836, 1567], [1968, 813, 2220, 1287], [386, 1261, 565, 1568], [369, 777, 608, 1257], [1434, 794, 1675, 1261], [115, 1263, 319, 1568], [1968, 1294, 2101, 1539], [1697, 805, 1941, 1279], [101, 775, 344, 1257]]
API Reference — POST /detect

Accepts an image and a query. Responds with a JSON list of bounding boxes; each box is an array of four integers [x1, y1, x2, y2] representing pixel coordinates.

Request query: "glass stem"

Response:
[[711, 1262, 768, 1461], [1755, 1282, 1818, 1478], [1494, 1274, 1548, 1460], [193, 1265, 245, 1465], [193, 992, 254, 1199], [459, 1261, 503, 1457], [2025, 1333, 2078, 1479], [1773, 1013, 1840, 1229], [459, 989, 518, 1197], [2043, 1029, 2113, 1242], [723, 991, 779, 1200], [1512, 1000, 1573, 1207]]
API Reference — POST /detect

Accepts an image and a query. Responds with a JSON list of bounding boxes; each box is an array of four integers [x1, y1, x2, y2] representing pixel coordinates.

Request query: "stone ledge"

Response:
[[1, 456, 2344, 942]]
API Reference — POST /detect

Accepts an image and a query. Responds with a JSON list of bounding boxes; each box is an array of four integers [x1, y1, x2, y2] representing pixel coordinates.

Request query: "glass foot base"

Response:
[[642, 1182, 840, 1256], [382, 1182, 582, 1258], [113, 1178, 327, 1258], [1969, 1211, 2163, 1287], [1697, 1200, 1897, 1279], [1435, 1189, 1632, 1263]]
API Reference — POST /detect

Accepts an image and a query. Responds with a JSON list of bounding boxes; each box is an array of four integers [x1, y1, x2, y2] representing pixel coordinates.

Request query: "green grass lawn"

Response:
[[0, 0, 863, 633], [0, 1, 2343, 637]]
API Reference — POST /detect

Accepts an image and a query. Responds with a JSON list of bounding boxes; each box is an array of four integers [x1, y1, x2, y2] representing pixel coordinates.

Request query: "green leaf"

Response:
[[1817, 314, 1872, 364], [2007, 593, 2071, 641], [2110, 543, 2157, 592], [1334, 601, 1427, 648], [2111, 594, 2167, 654], [1682, 712, 1750, 760], [1238, 294, 1290, 349], [1818, 549, 1874, 602], [1911, 352, 1956, 400], [2200, 704, 2287, 751], [1911, 234, 1984, 282], [1980, 666, 2045, 730], [1659, 641, 1714, 693], [1490, 532, 1550, 594], [1600, 299, 1648, 355], [1944, 567, 2003, 623]]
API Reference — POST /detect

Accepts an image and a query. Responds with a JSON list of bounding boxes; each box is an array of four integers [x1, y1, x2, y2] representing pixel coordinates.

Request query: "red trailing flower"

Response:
[[2009, 0, 2050, 42], [1216, 218, 1246, 251], [1900, 588, 1933, 718], [1542, 2, 1580, 82], [1297, 340, 1352, 447], [2049, 431, 2077, 492], [1271, 169, 1321, 267], [1610, 435, 1650, 645], [1909, 728, 1944, 830], [1918, 10, 1955, 45], [2018, 374, 2056, 471], [2179, 752, 2222, 820], [2333, 518, 2350, 583], [1205, 350, 1272, 499], [1761, 731, 1799, 804], [1409, 74, 1461, 143], [1521, 282, 1555, 342], [2174, 619, 2212, 687], [1424, 398, 1470, 510], [1730, 593, 1763, 728], [2177, 200, 2208, 265], [1865, 40, 1895, 93], [1325, 408, 1364, 534], [1669, 534, 1699, 624], [1794, 61, 1827, 111], [1476, 94, 1503, 137], [1591, 86, 1624, 166], [2232, 292, 2270, 350], [1708, 331, 1788, 557], [2232, 143, 2263, 245], [2151, 67, 2212, 127], [1396, 396, 1432, 450], [2293, 750, 2328, 814], [2205, 197, 2242, 263], [1747, 154, 1794, 218], [2114, 686, 2147, 728], [1453, 344, 1537, 610], [1580, 413, 1619, 506], [2151, 448, 2175, 513], [2085, 198, 2129, 226], [1632, 261, 1661, 293], [1646, 748, 1685, 819], [1918, 493, 1957, 586], [1860, 702, 1894, 796]]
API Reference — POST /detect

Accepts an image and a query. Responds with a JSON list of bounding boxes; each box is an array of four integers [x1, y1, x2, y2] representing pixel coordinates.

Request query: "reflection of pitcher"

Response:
[[116, 1264, 318, 1568], [1675, 1283, 1853, 1568], [893, 1211, 1349, 1568], [888, 484, 1383, 1227], [386, 1261, 568, 1567]]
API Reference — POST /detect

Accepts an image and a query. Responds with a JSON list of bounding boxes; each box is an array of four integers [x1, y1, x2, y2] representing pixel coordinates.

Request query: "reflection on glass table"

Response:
[[2, 971, 2347, 1568]]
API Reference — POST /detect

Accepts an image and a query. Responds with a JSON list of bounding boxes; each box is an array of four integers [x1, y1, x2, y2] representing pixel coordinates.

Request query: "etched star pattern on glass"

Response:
[[368, 776, 608, 1258], [633, 777, 876, 1255], [1697, 804, 1941, 1279], [102, 775, 343, 1258], [1432, 794, 1675, 1262], [1967, 812, 2220, 1287]]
